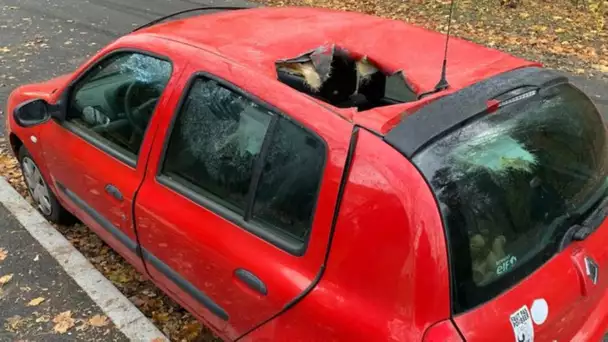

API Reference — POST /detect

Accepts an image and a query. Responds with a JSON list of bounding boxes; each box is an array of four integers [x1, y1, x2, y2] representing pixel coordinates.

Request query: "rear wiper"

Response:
[[558, 193, 608, 251]]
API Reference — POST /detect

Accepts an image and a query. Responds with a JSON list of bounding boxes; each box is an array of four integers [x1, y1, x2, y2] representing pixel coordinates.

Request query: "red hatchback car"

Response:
[[5, 6, 608, 342]]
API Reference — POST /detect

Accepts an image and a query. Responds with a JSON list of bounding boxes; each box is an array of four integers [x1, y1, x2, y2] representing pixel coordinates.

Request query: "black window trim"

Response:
[[57, 47, 174, 169], [409, 78, 603, 315], [156, 71, 328, 256]]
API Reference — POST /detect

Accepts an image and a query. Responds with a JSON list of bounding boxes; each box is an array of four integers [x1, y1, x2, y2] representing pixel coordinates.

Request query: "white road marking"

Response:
[[0, 177, 168, 342]]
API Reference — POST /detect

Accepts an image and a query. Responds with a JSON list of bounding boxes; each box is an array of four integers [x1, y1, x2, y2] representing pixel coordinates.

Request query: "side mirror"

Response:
[[13, 99, 51, 127]]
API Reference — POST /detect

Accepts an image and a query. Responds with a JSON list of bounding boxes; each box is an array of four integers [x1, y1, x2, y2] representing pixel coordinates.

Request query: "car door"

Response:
[[40, 48, 179, 270], [134, 51, 353, 339]]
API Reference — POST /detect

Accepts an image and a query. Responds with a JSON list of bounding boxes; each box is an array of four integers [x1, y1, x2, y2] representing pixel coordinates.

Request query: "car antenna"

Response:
[[131, 6, 249, 32], [418, 0, 457, 99]]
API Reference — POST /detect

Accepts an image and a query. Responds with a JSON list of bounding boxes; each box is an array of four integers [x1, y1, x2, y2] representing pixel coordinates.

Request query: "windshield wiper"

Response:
[[557, 189, 608, 250]]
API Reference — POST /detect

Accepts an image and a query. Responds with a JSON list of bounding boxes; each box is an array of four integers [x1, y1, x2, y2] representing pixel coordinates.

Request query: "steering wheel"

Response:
[[124, 80, 159, 135]]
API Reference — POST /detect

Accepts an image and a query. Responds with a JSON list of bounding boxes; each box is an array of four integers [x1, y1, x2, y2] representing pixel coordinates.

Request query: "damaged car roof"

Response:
[[138, 6, 539, 133]]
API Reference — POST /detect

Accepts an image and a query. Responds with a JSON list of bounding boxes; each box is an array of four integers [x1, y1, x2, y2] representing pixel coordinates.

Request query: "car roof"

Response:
[[137, 7, 538, 134]]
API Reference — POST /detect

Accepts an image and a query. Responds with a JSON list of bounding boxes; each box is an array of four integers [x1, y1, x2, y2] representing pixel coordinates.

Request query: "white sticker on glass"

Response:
[[510, 305, 534, 342]]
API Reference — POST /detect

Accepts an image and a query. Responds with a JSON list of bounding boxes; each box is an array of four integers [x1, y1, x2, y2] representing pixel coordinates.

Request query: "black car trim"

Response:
[[55, 182, 229, 321], [54, 48, 175, 168], [384, 67, 572, 316], [157, 174, 305, 255], [140, 248, 229, 321], [385, 67, 568, 158], [55, 182, 138, 252], [60, 121, 138, 168], [131, 6, 252, 32], [235, 126, 361, 341], [155, 71, 329, 256]]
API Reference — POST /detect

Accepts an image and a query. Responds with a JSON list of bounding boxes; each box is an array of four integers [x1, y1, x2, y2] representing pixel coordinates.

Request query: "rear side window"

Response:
[[161, 76, 325, 250], [253, 117, 325, 240], [413, 83, 608, 312]]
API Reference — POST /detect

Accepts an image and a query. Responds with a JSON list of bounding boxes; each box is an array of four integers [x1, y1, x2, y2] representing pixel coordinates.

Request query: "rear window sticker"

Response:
[[497, 255, 518, 276], [510, 305, 534, 342], [530, 299, 549, 325]]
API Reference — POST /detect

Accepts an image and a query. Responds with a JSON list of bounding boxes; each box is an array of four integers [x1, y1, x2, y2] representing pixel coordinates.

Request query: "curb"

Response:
[[0, 176, 168, 342]]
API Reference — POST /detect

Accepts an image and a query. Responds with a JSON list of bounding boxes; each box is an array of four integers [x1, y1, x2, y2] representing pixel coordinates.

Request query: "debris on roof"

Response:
[[276, 44, 417, 111]]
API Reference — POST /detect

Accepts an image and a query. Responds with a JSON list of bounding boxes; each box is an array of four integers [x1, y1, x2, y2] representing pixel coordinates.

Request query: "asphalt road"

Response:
[[0, 203, 128, 341], [0, 0, 606, 134], [0, 0, 253, 137]]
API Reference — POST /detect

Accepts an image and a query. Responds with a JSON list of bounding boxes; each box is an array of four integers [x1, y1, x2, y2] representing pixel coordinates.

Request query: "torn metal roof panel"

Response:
[[138, 6, 539, 134]]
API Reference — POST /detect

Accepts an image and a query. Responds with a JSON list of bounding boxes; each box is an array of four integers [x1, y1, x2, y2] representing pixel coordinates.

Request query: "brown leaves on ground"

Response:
[[0, 148, 215, 341], [254, 0, 608, 78], [0, 248, 7, 262], [52, 310, 75, 334], [88, 314, 109, 327], [5, 315, 25, 332], [0, 151, 27, 196]]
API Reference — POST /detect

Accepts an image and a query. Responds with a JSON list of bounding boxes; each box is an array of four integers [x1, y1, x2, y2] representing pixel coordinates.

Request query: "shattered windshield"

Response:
[[413, 83, 608, 312], [92, 54, 171, 89]]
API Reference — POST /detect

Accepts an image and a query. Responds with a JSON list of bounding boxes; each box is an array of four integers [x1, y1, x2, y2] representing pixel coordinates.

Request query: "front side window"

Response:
[[162, 76, 326, 248], [68, 52, 172, 158], [413, 83, 608, 312]]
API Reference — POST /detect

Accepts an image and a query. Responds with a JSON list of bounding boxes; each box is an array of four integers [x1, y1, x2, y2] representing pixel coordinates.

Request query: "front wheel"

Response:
[[18, 146, 74, 224]]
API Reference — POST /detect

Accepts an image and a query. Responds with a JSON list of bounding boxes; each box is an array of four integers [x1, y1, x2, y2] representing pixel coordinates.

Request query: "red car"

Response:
[[5, 6, 608, 342]]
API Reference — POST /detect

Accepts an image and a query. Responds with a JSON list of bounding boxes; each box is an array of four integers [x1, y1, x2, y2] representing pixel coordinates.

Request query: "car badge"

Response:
[[584, 256, 599, 285]]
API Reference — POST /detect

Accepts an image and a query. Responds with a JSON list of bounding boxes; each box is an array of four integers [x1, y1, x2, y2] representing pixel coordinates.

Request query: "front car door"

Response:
[[41, 44, 180, 270], [134, 49, 354, 339]]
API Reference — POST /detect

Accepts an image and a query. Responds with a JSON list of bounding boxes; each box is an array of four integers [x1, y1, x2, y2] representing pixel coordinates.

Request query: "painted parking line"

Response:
[[0, 177, 168, 342]]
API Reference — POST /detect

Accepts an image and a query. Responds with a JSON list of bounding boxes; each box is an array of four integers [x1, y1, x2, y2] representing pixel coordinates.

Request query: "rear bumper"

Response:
[[573, 286, 608, 341]]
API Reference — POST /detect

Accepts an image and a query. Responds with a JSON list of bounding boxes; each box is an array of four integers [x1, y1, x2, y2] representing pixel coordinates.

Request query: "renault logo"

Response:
[[584, 256, 599, 285]]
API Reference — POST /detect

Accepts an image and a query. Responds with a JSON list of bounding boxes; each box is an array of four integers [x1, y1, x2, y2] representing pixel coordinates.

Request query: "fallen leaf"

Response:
[[75, 322, 89, 332], [0, 273, 14, 285], [33, 254, 39, 261], [88, 315, 108, 327], [593, 64, 608, 73], [152, 312, 169, 323], [5, 315, 23, 332], [0, 248, 6, 262], [0, 47, 10, 53], [52, 311, 75, 334], [27, 297, 46, 306], [35, 314, 51, 323]]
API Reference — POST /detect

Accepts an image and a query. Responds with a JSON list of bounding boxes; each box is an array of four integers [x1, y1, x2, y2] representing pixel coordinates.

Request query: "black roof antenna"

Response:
[[419, 0, 457, 99], [131, 6, 249, 32]]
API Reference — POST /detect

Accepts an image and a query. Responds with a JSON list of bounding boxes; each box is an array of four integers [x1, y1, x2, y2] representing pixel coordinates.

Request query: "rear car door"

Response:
[[134, 52, 353, 339], [41, 48, 178, 269], [412, 81, 608, 341]]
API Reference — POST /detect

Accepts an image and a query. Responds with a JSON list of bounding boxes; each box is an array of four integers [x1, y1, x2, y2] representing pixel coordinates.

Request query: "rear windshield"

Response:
[[413, 83, 608, 313]]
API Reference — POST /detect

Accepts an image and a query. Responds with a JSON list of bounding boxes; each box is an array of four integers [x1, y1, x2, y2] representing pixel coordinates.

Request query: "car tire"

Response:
[[18, 146, 75, 225]]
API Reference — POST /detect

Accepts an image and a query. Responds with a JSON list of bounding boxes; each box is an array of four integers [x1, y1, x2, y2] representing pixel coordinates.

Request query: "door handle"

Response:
[[234, 269, 267, 296], [105, 184, 124, 202]]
